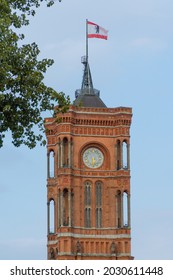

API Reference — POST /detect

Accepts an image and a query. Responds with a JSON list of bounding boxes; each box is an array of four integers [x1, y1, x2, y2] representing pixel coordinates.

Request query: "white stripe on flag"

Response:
[[87, 21, 108, 40]]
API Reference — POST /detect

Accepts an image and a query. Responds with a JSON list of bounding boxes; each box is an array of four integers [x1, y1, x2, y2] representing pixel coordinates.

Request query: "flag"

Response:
[[87, 21, 108, 40]]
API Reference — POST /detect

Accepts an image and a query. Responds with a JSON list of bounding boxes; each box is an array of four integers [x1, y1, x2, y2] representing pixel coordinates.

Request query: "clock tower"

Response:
[[44, 57, 133, 260]]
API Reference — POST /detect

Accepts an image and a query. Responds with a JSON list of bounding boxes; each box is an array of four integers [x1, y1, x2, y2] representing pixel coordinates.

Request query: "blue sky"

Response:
[[1, 0, 173, 259]]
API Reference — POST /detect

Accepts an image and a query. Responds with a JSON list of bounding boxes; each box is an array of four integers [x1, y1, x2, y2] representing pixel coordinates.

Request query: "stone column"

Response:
[[60, 141, 63, 168], [71, 193, 74, 226], [54, 200, 56, 233], [115, 195, 118, 227], [47, 201, 50, 234], [71, 140, 73, 168], [68, 191, 71, 226], [121, 192, 124, 227], [60, 191, 63, 226], [121, 141, 123, 169], [58, 142, 60, 169], [68, 140, 71, 168], [57, 194, 59, 228], [115, 144, 117, 170]]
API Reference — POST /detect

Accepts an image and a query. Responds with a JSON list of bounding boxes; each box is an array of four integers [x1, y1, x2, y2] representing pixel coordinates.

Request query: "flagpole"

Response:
[[86, 19, 88, 61], [86, 19, 88, 64], [86, 19, 90, 93]]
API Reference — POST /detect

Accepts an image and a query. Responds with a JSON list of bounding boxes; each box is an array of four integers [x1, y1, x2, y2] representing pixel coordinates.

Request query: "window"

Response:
[[49, 199, 55, 234], [123, 192, 128, 227], [63, 138, 68, 167], [63, 189, 69, 226], [122, 141, 128, 169], [96, 182, 102, 228], [48, 151, 55, 178], [84, 182, 91, 228]]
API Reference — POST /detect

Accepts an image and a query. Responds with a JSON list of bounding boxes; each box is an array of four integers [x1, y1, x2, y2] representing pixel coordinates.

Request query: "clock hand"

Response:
[[92, 157, 96, 167]]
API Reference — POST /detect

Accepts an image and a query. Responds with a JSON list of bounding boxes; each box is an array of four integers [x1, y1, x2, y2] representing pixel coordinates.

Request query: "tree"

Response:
[[0, 0, 69, 148]]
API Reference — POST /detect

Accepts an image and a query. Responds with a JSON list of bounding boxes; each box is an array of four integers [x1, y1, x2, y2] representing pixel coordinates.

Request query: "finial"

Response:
[[81, 56, 94, 91], [75, 56, 100, 99]]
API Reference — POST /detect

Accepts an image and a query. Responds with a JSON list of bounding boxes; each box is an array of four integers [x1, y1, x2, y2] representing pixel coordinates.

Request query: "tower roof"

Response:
[[73, 56, 107, 108]]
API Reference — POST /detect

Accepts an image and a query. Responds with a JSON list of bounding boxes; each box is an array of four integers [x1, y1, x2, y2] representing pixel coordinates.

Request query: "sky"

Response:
[[1, 0, 173, 260]]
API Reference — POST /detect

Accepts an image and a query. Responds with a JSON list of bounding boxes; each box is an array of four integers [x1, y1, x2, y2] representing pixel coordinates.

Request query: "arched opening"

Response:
[[63, 188, 69, 226], [48, 150, 55, 178], [63, 138, 68, 167], [122, 141, 128, 169], [96, 181, 102, 228], [123, 192, 128, 227], [84, 181, 91, 228], [49, 199, 55, 234]]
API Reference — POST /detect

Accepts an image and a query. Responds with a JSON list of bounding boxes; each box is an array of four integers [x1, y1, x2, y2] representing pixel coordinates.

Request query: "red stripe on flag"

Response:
[[87, 21, 97, 26], [88, 34, 108, 40]]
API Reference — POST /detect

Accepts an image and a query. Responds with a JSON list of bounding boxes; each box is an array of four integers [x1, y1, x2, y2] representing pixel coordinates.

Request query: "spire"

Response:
[[75, 56, 99, 97], [73, 20, 107, 108], [74, 57, 106, 108], [81, 56, 94, 92]]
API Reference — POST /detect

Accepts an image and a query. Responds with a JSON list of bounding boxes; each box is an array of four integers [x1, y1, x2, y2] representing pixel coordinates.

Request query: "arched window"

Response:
[[84, 182, 91, 228], [48, 151, 55, 178], [122, 141, 128, 169], [123, 191, 128, 226], [63, 189, 69, 226], [96, 181, 102, 228], [116, 190, 130, 228], [63, 138, 68, 167], [49, 199, 55, 234]]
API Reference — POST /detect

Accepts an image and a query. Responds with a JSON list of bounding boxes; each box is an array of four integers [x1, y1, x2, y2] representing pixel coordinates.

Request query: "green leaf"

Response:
[[0, 0, 70, 149]]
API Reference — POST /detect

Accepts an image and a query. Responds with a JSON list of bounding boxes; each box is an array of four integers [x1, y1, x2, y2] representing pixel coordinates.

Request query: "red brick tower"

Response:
[[44, 57, 133, 260]]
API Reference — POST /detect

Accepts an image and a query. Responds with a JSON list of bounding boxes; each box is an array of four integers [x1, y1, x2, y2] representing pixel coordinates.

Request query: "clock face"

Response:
[[83, 147, 104, 169]]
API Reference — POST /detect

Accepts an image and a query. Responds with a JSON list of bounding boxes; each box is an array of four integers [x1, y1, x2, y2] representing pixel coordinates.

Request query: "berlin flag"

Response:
[[87, 21, 108, 40]]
